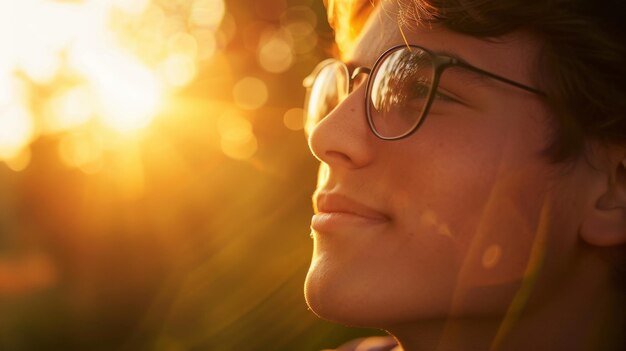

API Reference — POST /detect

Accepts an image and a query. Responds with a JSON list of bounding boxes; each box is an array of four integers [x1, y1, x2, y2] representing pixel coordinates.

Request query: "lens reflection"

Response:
[[305, 61, 349, 128], [369, 47, 434, 138]]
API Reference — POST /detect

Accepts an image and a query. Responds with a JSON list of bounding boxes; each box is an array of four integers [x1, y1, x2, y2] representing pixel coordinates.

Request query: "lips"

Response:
[[311, 192, 390, 232]]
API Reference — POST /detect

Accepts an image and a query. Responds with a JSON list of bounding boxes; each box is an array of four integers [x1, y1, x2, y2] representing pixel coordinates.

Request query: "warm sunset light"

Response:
[[258, 30, 294, 73], [0, 0, 226, 170], [3, 0, 623, 350], [0, 105, 34, 161], [283, 107, 305, 130], [72, 49, 164, 133], [232, 76, 269, 110], [218, 109, 258, 159], [0, 1, 347, 350]]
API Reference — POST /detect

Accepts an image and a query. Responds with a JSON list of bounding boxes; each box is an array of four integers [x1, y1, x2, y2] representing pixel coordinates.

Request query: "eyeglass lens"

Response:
[[368, 47, 435, 138], [304, 46, 435, 138], [304, 61, 349, 134]]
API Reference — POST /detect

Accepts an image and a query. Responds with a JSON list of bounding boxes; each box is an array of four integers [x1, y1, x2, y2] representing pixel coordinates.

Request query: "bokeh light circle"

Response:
[[283, 107, 304, 131], [258, 33, 294, 73], [232, 77, 268, 110], [218, 110, 258, 160]]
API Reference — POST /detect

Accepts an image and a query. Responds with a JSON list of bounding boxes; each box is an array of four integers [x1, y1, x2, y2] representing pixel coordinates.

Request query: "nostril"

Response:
[[325, 151, 353, 164]]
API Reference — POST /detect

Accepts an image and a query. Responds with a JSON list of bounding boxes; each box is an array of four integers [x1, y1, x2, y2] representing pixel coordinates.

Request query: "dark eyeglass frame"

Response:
[[303, 44, 546, 140]]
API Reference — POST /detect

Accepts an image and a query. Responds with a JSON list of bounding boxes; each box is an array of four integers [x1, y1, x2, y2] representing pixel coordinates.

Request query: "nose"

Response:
[[307, 84, 376, 169]]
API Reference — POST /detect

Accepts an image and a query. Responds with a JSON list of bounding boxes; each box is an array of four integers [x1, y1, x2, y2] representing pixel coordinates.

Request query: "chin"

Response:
[[304, 254, 453, 328], [303, 252, 390, 326], [304, 261, 381, 327]]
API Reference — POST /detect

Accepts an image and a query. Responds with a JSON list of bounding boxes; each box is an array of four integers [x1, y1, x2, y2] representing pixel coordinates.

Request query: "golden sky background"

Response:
[[0, 0, 385, 349]]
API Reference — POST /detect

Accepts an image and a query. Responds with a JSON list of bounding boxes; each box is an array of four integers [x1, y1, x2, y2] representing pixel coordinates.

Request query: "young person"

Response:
[[302, 0, 626, 350]]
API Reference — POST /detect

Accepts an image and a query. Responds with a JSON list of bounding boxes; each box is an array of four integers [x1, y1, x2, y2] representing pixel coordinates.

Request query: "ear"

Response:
[[579, 146, 626, 247]]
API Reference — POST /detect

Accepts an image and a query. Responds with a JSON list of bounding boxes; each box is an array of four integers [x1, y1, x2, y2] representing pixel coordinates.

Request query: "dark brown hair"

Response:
[[327, 0, 626, 161]]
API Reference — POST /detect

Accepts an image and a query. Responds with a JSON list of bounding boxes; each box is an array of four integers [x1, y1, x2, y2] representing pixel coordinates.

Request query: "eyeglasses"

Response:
[[303, 44, 545, 140]]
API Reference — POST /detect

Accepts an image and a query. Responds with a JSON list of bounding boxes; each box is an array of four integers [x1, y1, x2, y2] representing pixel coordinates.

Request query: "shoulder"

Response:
[[323, 336, 400, 351]]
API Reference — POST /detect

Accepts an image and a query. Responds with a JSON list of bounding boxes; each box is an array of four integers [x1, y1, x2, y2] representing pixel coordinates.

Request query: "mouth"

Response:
[[311, 192, 390, 232]]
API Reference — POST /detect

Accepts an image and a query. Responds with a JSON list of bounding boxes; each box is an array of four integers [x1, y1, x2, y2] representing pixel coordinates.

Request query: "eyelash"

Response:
[[410, 82, 459, 104], [434, 89, 458, 103]]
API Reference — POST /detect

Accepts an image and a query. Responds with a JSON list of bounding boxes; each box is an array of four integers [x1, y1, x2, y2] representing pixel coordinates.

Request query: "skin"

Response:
[[304, 1, 626, 350]]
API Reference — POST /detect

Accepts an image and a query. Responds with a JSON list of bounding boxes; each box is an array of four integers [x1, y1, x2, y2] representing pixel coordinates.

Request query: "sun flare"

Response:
[[0, 0, 225, 169]]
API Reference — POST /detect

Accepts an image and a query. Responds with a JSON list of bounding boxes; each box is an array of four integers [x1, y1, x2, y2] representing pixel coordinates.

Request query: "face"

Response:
[[304, 1, 592, 328]]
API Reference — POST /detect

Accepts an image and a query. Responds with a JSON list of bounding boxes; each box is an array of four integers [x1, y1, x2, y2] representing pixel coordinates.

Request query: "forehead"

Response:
[[347, 1, 542, 87]]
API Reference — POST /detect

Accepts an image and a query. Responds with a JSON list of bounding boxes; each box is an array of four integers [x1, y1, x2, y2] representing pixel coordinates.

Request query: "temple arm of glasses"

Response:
[[456, 61, 546, 96]]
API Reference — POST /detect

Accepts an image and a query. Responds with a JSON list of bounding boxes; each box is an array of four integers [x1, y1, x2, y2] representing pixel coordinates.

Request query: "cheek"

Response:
[[450, 173, 549, 313], [381, 112, 509, 247], [379, 106, 553, 308]]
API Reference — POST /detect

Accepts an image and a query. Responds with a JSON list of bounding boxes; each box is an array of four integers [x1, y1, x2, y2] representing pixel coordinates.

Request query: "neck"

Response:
[[387, 250, 625, 351]]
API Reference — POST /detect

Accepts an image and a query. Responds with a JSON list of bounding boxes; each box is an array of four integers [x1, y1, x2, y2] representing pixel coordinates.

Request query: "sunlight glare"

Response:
[[2, 0, 81, 84], [71, 49, 163, 133], [191, 0, 226, 29], [221, 136, 258, 160], [113, 0, 150, 15], [160, 54, 197, 88], [0, 0, 230, 170], [0, 75, 25, 108], [0, 105, 34, 161], [218, 111, 257, 160], [43, 87, 94, 133], [168, 32, 198, 59], [58, 132, 104, 174], [193, 29, 218, 60], [218, 111, 253, 142]]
